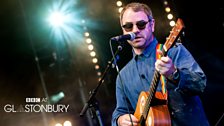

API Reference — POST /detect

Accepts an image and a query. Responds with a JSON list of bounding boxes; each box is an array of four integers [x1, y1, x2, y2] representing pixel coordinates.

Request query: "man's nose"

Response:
[[132, 25, 140, 33]]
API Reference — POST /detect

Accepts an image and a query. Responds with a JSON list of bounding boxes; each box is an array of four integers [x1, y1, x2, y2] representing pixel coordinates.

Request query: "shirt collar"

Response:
[[133, 37, 158, 60]]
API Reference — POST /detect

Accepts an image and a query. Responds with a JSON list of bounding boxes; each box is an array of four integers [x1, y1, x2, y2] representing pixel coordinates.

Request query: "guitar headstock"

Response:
[[163, 18, 185, 52]]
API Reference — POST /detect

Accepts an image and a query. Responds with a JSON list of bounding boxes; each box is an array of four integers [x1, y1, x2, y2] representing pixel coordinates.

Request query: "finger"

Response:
[[122, 120, 135, 126], [156, 49, 163, 55], [130, 114, 139, 122], [123, 120, 138, 126], [161, 57, 174, 70], [155, 60, 160, 71], [161, 56, 171, 63], [156, 59, 166, 68]]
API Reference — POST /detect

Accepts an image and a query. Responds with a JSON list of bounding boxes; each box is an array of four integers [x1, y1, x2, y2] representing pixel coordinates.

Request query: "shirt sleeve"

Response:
[[111, 74, 135, 126], [168, 43, 207, 96]]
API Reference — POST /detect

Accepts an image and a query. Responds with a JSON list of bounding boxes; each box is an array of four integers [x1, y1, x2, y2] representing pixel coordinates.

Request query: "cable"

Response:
[[215, 112, 224, 126], [109, 40, 134, 126]]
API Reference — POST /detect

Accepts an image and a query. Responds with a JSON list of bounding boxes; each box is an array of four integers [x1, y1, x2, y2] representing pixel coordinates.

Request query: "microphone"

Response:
[[110, 32, 136, 42]]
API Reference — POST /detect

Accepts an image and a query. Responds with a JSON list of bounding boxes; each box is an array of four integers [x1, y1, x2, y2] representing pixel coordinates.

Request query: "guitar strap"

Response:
[[156, 43, 168, 100]]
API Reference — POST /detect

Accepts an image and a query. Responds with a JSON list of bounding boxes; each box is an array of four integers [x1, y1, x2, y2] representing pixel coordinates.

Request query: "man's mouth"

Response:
[[135, 36, 143, 40]]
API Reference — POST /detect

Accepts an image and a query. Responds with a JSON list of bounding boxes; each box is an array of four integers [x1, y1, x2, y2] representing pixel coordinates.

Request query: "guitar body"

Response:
[[134, 91, 171, 126]]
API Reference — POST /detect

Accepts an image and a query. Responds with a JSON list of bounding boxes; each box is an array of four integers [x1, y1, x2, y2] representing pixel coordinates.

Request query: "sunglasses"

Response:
[[122, 20, 151, 32]]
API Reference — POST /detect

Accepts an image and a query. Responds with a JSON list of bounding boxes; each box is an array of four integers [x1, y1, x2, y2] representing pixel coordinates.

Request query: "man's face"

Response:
[[121, 8, 155, 50]]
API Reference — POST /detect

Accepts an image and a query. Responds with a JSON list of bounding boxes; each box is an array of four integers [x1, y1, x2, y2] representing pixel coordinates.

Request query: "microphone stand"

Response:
[[80, 45, 122, 126]]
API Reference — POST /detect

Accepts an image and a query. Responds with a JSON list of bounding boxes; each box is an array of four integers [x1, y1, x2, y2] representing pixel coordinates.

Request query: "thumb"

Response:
[[156, 49, 163, 57]]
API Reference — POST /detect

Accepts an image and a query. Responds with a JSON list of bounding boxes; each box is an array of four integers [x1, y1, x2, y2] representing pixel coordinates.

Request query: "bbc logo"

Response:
[[26, 98, 41, 103]]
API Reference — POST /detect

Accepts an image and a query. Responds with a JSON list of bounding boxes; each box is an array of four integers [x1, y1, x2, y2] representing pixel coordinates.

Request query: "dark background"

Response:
[[0, 0, 223, 126]]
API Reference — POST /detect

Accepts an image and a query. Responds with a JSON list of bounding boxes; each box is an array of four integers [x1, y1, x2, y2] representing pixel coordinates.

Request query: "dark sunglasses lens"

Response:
[[122, 23, 133, 31], [136, 21, 148, 29]]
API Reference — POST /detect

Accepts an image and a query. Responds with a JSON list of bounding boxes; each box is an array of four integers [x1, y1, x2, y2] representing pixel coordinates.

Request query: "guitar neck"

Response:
[[142, 48, 166, 118]]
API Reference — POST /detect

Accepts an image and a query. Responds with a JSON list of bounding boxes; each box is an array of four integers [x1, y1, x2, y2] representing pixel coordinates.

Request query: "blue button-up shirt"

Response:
[[112, 38, 210, 126]]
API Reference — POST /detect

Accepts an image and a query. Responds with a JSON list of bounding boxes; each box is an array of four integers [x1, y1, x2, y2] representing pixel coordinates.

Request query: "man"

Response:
[[111, 2, 210, 126]]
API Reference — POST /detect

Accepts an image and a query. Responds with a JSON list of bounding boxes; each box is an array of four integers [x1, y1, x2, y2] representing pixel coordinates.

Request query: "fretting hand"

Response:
[[155, 49, 176, 77], [117, 114, 139, 126]]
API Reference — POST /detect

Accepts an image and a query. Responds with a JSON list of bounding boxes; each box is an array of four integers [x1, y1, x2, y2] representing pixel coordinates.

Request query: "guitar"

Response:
[[134, 18, 185, 126]]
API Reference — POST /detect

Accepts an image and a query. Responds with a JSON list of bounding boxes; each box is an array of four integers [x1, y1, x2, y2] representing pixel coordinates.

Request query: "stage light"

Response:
[[86, 38, 92, 44], [90, 51, 96, 57], [81, 19, 86, 24], [83, 26, 87, 30], [88, 44, 94, 50], [55, 123, 62, 126], [167, 13, 173, 20], [97, 72, 102, 76], [95, 65, 100, 70], [169, 20, 175, 27], [163, 1, 168, 5], [116, 1, 122, 7], [118, 7, 123, 13], [98, 77, 102, 82], [165, 7, 171, 13], [50, 91, 65, 104], [48, 12, 65, 27], [92, 58, 98, 63], [47, 0, 85, 42], [84, 32, 89, 37], [63, 120, 72, 126]]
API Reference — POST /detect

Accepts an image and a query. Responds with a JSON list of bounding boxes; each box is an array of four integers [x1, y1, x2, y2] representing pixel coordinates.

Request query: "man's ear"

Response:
[[151, 19, 155, 32]]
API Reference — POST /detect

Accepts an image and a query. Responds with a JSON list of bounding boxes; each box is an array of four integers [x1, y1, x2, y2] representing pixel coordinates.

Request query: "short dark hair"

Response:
[[120, 2, 153, 22]]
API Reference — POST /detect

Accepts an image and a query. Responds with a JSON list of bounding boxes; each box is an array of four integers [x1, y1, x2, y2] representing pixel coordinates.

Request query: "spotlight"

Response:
[[118, 7, 123, 13], [165, 7, 171, 13], [92, 58, 98, 63], [84, 32, 89, 37], [95, 65, 100, 70], [116, 1, 122, 7], [86, 38, 92, 44], [50, 91, 65, 104], [63, 120, 72, 126], [169, 20, 176, 27], [90, 51, 96, 57], [55, 123, 62, 126], [167, 13, 173, 20], [48, 11, 66, 27], [88, 44, 94, 50]]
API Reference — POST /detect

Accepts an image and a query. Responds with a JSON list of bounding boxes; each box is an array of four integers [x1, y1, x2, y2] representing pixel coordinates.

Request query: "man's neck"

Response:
[[133, 36, 154, 55], [133, 48, 144, 55]]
